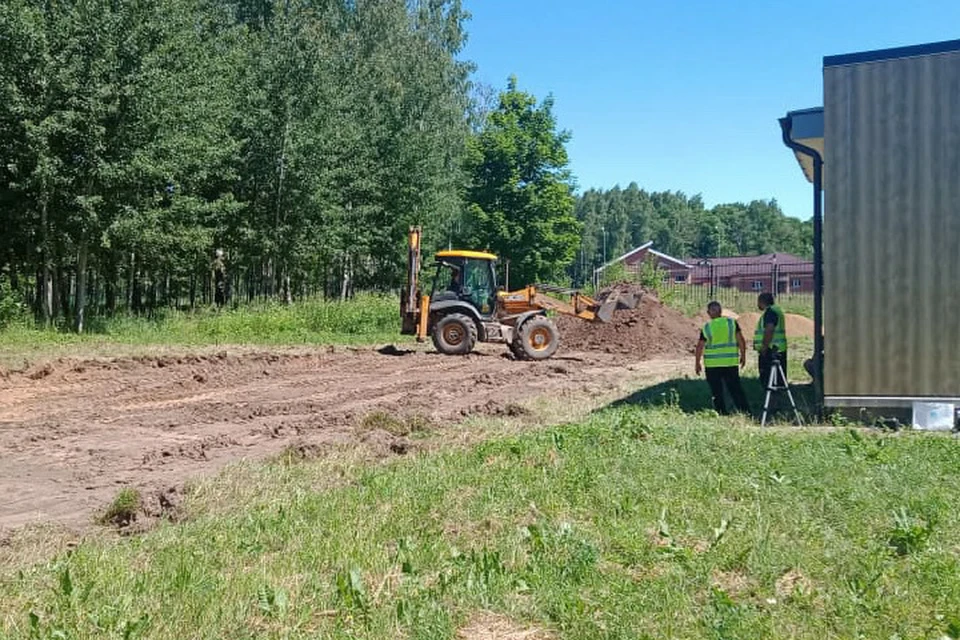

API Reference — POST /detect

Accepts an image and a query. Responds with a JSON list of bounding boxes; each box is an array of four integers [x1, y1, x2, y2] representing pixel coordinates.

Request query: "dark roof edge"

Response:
[[786, 106, 823, 117], [824, 38, 960, 68]]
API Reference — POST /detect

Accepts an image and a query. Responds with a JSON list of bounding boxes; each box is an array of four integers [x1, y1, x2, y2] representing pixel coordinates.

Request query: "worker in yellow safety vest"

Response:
[[755, 292, 788, 387], [696, 301, 749, 415]]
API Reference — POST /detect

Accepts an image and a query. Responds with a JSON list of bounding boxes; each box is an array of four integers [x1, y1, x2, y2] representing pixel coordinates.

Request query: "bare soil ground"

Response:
[[0, 345, 686, 532]]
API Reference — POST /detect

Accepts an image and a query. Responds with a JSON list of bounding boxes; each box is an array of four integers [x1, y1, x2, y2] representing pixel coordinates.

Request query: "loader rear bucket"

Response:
[[595, 291, 638, 323]]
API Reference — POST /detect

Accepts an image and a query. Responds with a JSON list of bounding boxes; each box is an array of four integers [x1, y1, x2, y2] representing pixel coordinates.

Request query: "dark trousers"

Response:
[[759, 350, 788, 389], [705, 366, 750, 415]]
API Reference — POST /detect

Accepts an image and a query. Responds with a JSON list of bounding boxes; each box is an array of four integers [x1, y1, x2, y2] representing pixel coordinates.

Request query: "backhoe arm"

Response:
[[532, 289, 602, 321], [401, 226, 427, 338]]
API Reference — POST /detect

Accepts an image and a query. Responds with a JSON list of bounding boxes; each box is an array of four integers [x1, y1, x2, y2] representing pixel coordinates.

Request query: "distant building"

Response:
[[593, 241, 691, 288], [596, 242, 813, 295], [673, 253, 813, 295]]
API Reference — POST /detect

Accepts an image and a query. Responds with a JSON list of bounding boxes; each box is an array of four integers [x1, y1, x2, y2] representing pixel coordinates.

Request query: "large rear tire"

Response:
[[513, 316, 560, 361], [432, 313, 477, 355]]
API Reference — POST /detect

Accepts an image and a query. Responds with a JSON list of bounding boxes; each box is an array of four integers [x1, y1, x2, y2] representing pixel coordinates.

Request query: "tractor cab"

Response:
[[429, 250, 499, 318]]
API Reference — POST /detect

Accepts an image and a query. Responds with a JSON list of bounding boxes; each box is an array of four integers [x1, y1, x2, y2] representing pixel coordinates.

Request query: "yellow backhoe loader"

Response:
[[400, 227, 636, 360]]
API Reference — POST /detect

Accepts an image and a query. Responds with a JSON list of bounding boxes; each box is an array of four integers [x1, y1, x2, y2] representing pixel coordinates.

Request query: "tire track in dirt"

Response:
[[0, 347, 685, 531]]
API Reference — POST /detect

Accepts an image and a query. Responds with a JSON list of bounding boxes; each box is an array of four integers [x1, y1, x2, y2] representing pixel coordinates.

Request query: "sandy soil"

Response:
[[734, 312, 814, 340], [0, 345, 686, 532]]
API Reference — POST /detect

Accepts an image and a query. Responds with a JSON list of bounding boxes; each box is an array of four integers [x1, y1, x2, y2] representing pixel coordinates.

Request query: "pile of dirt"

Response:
[[786, 314, 815, 339], [557, 286, 700, 358], [736, 312, 814, 340]]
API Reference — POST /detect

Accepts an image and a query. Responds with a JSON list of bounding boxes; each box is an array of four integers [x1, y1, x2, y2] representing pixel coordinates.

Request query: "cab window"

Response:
[[431, 262, 462, 300], [462, 260, 495, 313]]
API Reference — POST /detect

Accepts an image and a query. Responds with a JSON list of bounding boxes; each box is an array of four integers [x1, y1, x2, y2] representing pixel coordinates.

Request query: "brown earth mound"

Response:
[[737, 312, 813, 340], [737, 312, 760, 332], [785, 314, 815, 339], [557, 287, 700, 358]]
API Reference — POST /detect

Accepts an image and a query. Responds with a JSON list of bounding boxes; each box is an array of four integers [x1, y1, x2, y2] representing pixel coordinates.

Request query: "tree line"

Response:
[[571, 186, 813, 286], [0, 0, 811, 331], [1, 0, 473, 330]]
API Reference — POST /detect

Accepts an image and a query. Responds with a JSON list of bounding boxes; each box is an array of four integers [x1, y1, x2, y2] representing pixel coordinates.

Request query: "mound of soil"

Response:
[[557, 286, 700, 358], [737, 312, 814, 340]]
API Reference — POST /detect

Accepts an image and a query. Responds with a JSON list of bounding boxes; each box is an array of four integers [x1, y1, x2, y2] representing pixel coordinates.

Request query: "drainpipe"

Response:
[[779, 116, 824, 419]]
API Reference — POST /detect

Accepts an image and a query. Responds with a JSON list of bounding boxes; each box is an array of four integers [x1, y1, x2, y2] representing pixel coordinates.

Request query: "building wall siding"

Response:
[[824, 51, 960, 399]]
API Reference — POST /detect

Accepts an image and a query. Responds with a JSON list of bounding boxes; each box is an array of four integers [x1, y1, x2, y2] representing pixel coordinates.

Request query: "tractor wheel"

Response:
[[508, 338, 526, 360], [514, 316, 560, 361], [432, 313, 477, 355]]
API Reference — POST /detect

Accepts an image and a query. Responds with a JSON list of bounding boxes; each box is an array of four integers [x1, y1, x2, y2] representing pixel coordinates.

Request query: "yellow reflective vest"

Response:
[[754, 305, 787, 352], [703, 317, 739, 368]]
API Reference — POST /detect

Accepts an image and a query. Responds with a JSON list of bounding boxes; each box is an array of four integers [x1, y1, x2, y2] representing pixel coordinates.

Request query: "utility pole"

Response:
[[579, 248, 585, 287]]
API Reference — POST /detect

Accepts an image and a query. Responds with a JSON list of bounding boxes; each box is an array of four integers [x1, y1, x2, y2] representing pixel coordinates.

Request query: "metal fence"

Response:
[[628, 258, 815, 313]]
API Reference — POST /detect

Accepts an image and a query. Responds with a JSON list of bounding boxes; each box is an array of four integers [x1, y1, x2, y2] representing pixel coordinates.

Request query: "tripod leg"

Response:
[[761, 365, 777, 427], [778, 362, 804, 426]]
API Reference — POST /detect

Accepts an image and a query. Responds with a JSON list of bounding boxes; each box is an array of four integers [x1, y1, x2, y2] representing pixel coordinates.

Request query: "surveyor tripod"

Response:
[[760, 350, 803, 427]]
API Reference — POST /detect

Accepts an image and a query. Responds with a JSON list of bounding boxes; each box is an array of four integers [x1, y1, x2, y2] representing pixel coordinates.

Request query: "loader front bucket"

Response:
[[615, 292, 637, 310], [595, 291, 639, 323], [596, 298, 617, 323]]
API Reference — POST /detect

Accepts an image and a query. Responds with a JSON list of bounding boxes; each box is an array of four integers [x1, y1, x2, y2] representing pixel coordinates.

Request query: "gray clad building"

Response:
[[780, 39, 960, 411]]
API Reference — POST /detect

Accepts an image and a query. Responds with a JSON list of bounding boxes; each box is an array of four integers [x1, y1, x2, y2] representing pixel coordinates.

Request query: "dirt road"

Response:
[[0, 346, 685, 531]]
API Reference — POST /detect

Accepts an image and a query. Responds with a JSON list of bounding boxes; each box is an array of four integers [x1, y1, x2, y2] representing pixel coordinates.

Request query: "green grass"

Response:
[[98, 489, 143, 528], [3, 406, 960, 639], [618, 337, 817, 422], [0, 295, 404, 366]]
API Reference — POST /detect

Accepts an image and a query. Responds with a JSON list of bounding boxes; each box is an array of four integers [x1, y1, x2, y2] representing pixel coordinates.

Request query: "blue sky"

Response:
[[461, 0, 960, 219]]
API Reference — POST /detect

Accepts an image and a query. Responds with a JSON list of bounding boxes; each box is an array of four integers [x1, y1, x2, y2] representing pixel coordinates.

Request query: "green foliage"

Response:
[[256, 583, 289, 619], [99, 488, 141, 526], [947, 617, 960, 640], [637, 255, 667, 292], [0, 0, 472, 327], [2, 0, 812, 330], [887, 508, 935, 557], [461, 77, 581, 285], [0, 279, 25, 329], [594, 255, 671, 300], [335, 568, 369, 621], [665, 288, 814, 319], [598, 260, 628, 287], [58, 566, 73, 599]]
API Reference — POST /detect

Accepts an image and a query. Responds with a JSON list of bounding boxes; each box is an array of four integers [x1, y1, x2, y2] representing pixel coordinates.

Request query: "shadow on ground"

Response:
[[606, 374, 818, 423]]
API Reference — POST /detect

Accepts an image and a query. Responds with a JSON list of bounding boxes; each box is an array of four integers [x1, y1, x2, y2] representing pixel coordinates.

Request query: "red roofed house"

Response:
[[596, 242, 813, 295], [592, 241, 692, 289], [679, 253, 814, 295]]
